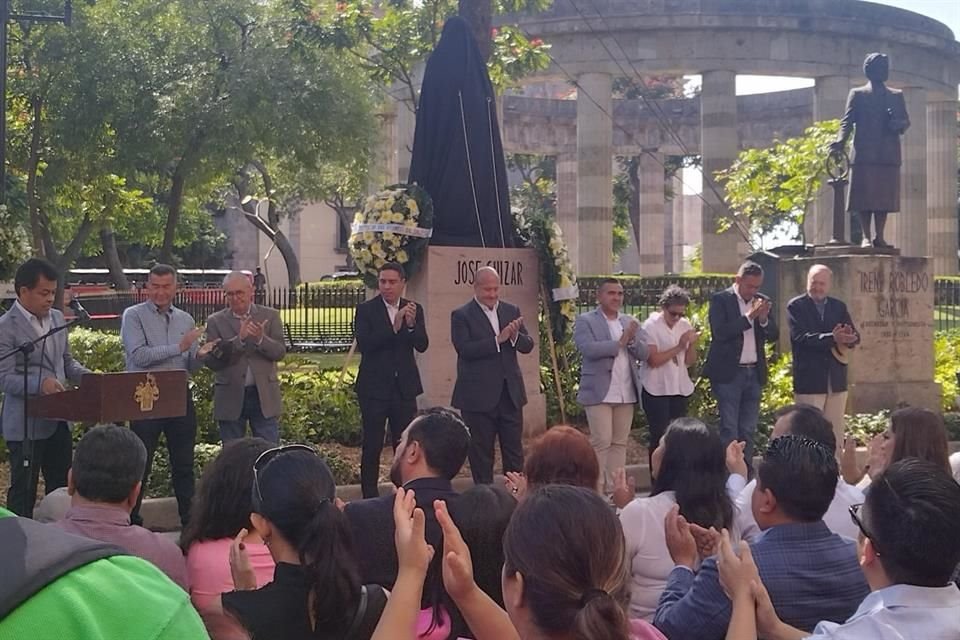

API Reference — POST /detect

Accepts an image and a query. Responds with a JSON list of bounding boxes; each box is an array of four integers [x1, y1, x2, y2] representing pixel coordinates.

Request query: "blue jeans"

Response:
[[712, 367, 761, 471], [218, 386, 280, 444]]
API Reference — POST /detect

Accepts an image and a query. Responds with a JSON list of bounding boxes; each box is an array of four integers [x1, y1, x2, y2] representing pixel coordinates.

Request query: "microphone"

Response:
[[68, 298, 91, 324]]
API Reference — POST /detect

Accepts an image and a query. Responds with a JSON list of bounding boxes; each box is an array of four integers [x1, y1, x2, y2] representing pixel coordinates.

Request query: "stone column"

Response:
[[577, 72, 613, 274], [371, 107, 397, 191], [700, 70, 742, 272], [556, 152, 580, 274], [671, 174, 686, 272], [890, 87, 927, 256], [926, 98, 958, 275], [395, 99, 416, 183], [811, 75, 851, 244], [638, 150, 665, 275]]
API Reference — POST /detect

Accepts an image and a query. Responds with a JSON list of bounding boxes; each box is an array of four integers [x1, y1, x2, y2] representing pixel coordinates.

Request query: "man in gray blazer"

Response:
[[200, 271, 286, 443], [0, 258, 90, 517], [573, 277, 648, 494]]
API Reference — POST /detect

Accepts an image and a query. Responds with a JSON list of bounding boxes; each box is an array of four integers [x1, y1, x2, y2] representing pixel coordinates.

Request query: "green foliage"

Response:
[[0, 205, 30, 281], [716, 120, 840, 245], [279, 368, 363, 447], [935, 330, 960, 412], [845, 411, 890, 445], [68, 328, 125, 373]]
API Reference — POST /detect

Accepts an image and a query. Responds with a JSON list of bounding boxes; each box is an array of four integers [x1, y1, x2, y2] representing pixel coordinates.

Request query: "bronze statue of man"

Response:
[[830, 53, 910, 249]]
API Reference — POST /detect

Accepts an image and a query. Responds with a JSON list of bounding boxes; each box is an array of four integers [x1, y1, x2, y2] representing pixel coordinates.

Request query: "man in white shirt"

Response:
[[721, 458, 960, 640], [573, 278, 649, 493], [735, 404, 864, 543]]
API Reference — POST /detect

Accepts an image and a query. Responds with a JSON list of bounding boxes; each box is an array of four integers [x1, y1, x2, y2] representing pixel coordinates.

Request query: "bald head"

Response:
[[807, 265, 832, 302], [474, 266, 500, 309]]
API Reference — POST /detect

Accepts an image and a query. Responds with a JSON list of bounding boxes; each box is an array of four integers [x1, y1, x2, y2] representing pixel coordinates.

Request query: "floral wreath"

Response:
[[349, 183, 434, 289], [512, 209, 578, 342]]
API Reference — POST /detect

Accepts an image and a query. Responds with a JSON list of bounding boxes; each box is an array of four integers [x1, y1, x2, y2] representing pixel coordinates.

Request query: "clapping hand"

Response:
[[716, 530, 759, 602], [393, 488, 434, 576], [229, 528, 257, 591], [197, 338, 221, 358], [620, 319, 639, 346], [611, 467, 636, 509], [664, 504, 699, 570], [403, 302, 417, 329], [242, 318, 268, 342], [689, 523, 722, 559], [726, 440, 748, 479], [497, 318, 523, 344], [180, 325, 204, 353], [505, 471, 527, 500], [435, 499, 477, 602]]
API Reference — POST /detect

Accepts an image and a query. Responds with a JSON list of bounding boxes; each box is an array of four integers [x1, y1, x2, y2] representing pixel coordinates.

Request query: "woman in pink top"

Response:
[[180, 439, 276, 640]]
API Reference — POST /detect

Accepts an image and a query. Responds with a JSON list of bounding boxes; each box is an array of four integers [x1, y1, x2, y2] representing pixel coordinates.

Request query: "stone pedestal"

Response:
[[406, 246, 546, 436], [777, 254, 940, 414]]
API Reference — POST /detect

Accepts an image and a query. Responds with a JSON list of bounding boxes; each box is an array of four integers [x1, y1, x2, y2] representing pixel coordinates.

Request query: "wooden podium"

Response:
[[29, 371, 188, 423]]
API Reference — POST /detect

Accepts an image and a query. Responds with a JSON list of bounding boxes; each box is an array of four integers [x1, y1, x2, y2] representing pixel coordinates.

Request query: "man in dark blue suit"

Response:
[[451, 266, 534, 485], [703, 261, 778, 470], [344, 407, 469, 589], [354, 262, 429, 498], [787, 264, 860, 450]]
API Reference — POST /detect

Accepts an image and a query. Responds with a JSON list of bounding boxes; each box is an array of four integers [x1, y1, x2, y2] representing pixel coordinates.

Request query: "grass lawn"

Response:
[[279, 306, 355, 326]]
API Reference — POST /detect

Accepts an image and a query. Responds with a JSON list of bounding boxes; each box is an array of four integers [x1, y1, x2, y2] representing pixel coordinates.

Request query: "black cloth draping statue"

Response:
[[408, 17, 515, 248], [830, 53, 910, 249]]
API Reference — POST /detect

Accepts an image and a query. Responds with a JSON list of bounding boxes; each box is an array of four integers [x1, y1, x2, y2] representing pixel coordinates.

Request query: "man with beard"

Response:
[[343, 407, 470, 588]]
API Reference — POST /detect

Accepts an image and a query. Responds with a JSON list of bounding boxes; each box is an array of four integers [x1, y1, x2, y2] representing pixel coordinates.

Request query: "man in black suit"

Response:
[[703, 261, 779, 471], [354, 262, 429, 498], [344, 407, 469, 588], [787, 264, 860, 450], [451, 266, 534, 484]]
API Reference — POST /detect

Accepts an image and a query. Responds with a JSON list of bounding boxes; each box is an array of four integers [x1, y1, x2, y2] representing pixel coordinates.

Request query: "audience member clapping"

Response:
[[841, 407, 950, 487], [215, 446, 387, 640], [653, 434, 869, 640], [735, 404, 863, 542], [180, 438, 276, 639], [618, 417, 737, 620], [719, 458, 960, 640], [52, 425, 189, 590], [505, 425, 600, 498]]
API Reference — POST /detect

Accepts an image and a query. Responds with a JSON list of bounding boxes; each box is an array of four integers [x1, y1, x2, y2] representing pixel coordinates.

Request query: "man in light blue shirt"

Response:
[[121, 264, 209, 527], [721, 458, 960, 640]]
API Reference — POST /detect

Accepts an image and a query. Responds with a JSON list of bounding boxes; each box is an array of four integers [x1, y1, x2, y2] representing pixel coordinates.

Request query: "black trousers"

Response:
[[641, 388, 689, 472], [462, 383, 524, 485], [130, 396, 197, 527], [5, 421, 72, 518], [359, 382, 416, 498]]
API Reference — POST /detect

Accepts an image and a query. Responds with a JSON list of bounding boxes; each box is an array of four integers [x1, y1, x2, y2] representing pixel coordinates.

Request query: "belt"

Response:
[[738, 363, 757, 368]]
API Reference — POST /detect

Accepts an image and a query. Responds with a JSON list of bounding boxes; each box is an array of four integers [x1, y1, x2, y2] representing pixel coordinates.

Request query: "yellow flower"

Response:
[[363, 231, 374, 243], [374, 256, 385, 268], [406, 199, 419, 214], [392, 212, 405, 223], [404, 219, 417, 228], [396, 250, 409, 263], [559, 275, 572, 289]]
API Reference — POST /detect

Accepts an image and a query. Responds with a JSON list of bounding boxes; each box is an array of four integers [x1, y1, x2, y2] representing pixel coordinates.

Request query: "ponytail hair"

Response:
[[253, 450, 362, 634], [503, 485, 631, 640]]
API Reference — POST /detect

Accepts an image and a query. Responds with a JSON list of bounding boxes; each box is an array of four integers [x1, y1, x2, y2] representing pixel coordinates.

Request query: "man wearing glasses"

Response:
[[200, 271, 286, 443]]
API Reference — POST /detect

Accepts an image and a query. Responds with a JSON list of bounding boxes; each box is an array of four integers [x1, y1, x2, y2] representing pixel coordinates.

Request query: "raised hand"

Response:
[[505, 471, 527, 500], [393, 488, 434, 575], [611, 467, 636, 509], [664, 504, 698, 569], [247, 319, 268, 342], [717, 531, 760, 601], [403, 302, 417, 328], [229, 528, 257, 591], [726, 440, 748, 479], [435, 499, 477, 603], [689, 523, 722, 559], [179, 326, 204, 353]]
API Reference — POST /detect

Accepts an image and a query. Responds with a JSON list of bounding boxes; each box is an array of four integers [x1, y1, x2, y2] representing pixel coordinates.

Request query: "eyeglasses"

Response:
[[252, 444, 317, 506], [848, 503, 880, 556], [666, 310, 685, 319]]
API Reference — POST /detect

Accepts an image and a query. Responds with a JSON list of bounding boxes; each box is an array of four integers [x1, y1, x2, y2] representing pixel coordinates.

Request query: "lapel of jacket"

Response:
[[9, 308, 58, 371], [471, 299, 497, 337], [592, 308, 614, 340], [376, 294, 394, 329]]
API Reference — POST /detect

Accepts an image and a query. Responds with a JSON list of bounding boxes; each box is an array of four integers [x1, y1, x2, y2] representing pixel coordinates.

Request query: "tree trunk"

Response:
[[159, 166, 186, 264], [247, 161, 302, 288], [100, 225, 131, 290], [459, 0, 493, 62], [26, 95, 44, 255]]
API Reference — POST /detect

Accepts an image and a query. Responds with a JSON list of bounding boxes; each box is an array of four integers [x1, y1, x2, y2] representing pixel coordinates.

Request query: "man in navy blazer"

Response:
[[354, 262, 429, 498], [0, 258, 90, 517], [451, 266, 534, 484], [703, 261, 778, 470], [787, 264, 860, 449]]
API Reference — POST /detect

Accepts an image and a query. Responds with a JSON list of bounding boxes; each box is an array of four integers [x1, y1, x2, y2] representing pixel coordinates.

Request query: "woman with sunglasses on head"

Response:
[[639, 285, 699, 470], [214, 445, 387, 640]]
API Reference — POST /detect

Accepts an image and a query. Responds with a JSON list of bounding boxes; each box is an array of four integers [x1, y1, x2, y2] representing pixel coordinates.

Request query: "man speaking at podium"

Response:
[[0, 258, 91, 517]]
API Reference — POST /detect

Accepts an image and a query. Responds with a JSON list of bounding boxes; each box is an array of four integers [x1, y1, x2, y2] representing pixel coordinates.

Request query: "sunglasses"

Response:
[[252, 444, 317, 506], [848, 503, 880, 556]]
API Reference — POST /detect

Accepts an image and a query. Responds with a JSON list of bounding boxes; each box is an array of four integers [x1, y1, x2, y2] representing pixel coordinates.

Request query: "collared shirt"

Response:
[[602, 313, 637, 404], [53, 503, 190, 591], [805, 583, 960, 639], [735, 477, 865, 544], [121, 301, 200, 373], [641, 311, 695, 397], [475, 297, 516, 353], [733, 284, 759, 365], [383, 297, 400, 325], [14, 300, 52, 338]]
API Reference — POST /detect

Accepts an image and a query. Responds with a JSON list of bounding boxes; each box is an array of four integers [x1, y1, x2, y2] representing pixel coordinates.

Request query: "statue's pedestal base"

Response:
[[813, 244, 900, 258], [778, 254, 940, 414], [406, 246, 546, 437]]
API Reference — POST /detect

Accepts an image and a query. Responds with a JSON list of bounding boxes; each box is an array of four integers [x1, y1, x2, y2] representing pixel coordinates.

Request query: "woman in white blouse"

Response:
[[640, 285, 699, 469]]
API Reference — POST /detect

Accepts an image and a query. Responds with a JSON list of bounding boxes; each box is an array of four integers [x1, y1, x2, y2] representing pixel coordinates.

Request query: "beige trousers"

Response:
[[585, 403, 635, 493], [794, 389, 848, 453]]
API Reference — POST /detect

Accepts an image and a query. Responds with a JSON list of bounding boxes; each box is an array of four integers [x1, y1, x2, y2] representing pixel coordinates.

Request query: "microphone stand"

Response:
[[0, 315, 83, 474]]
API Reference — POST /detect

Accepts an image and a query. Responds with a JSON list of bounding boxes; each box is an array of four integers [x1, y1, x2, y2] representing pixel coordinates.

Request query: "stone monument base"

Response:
[[406, 246, 546, 437], [777, 253, 940, 414]]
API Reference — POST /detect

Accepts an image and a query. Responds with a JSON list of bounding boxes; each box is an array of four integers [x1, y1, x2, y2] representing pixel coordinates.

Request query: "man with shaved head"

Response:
[[451, 265, 534, 484], [787, 264, 860, 448], [200, 270, 286, 443]]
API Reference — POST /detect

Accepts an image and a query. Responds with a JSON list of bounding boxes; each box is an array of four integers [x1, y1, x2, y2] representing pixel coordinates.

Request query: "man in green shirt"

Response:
[[0, 506, 209, 639]]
